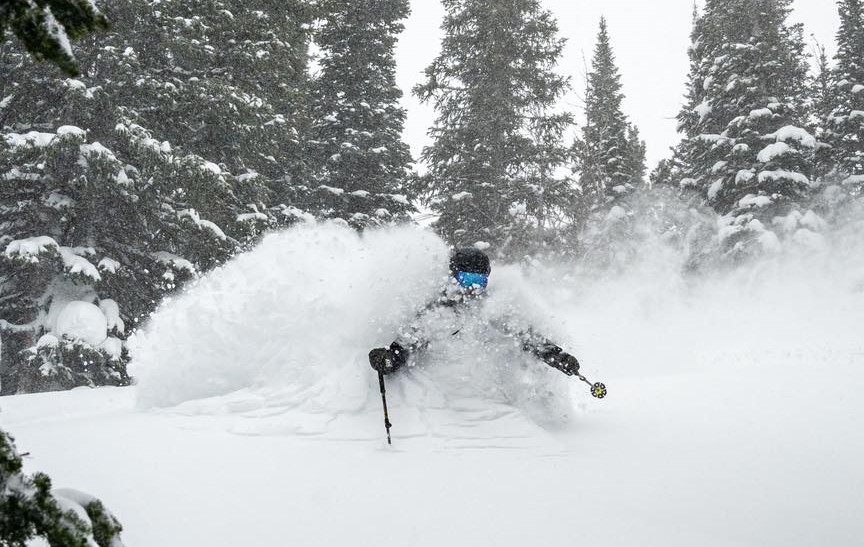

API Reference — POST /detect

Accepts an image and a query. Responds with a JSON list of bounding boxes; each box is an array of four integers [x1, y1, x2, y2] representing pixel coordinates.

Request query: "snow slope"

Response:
[[2, 222, 864, 546]]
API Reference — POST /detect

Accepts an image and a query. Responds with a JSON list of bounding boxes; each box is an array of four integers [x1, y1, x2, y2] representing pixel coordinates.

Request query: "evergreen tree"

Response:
[[674, 0, 813, 255], [414, 0, 573, 255], [574, 18, 644, 213], [0, 0, 108, 76], [310, 0, 414, 228], [827, 0, 864, 192]]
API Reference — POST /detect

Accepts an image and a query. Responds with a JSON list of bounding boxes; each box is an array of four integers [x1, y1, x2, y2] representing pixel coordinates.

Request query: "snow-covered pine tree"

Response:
[[0, 77, 228, 393], [0, 0, 108, 76], [414, 0, 573, 255], [674, 0, 814, 255], [573, 18, 645, 214], [826, 0, 864, 193], [0, 2, 246, 393], [310, 0, 414, 228], [0, 428, 125, 546]]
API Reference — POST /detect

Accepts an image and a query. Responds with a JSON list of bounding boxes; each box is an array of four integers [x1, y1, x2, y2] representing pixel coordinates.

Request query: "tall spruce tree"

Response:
[[414, 0, 573, 255], [809, 45, 837, 183], [827, 0, 864, 192], [573, 18, 645, 214], [674, 0, 813, 255], [625, 123, 648, 186], [310, 0, 414, 227]]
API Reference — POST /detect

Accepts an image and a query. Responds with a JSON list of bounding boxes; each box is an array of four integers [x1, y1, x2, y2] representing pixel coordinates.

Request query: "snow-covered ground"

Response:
[[2, 222, 864, 546]]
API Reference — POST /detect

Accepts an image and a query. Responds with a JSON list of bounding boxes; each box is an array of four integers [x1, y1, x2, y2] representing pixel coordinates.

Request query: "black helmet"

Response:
[[449, 247, 491, 275]]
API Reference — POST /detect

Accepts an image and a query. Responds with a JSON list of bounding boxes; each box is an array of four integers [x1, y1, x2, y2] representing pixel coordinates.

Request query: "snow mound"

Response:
[[131, 223, 450, 409], [4, 236, 59, 259], [55, 301, 108, 346]]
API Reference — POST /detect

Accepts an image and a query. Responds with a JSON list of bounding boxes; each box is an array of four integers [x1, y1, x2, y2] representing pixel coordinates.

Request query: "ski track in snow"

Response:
[[2, 223, 864, 546]]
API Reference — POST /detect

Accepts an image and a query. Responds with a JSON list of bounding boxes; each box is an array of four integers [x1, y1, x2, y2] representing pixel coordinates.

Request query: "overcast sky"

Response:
[[395, 0, 841, 170]]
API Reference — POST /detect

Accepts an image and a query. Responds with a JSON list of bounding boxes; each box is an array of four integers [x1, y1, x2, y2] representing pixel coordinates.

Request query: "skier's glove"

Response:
[[368, 343, 407, 375], [369, 348, 393, 373]]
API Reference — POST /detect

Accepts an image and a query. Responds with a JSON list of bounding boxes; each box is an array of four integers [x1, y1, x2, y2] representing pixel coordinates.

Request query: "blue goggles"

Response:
[[455, 271, 489, 289]]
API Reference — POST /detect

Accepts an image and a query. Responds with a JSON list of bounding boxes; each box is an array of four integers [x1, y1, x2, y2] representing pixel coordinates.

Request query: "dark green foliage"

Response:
[[0, 429, 124, 547], [414, 0, 574, 255], [10, 337, 131, 393], [810, 46, 836, 135], [625, 124, 648, 187], [574, 19, 646, 214], [825, 0, 864, 192], [105, 0, 314, 207], [0, 0, 108, 76], [310, 0, 414, 227], [83, 498, 124, 547]]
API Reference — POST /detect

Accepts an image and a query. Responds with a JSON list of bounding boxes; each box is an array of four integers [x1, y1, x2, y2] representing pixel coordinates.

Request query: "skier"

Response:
[[368, 248, 598, 388]]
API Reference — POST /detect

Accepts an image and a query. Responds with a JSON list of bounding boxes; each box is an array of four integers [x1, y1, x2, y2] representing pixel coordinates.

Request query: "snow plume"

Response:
[[528, 191, 864, 386], [131, 223, 450, 408], [131, 222, 578, 435]]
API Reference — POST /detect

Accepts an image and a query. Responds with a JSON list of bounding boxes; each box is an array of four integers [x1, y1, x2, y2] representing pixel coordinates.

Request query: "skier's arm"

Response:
[[494, 320, 581, 376], [524, 336, 581, 376], [368, 312, 431, 375], [492, 319, 608, 399]]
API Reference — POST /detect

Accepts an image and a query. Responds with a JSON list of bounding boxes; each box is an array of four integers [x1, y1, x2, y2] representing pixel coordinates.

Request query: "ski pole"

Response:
[[377, 370, 392, 445], [575, 370, 607, 399], [559, 355, 608, 399]]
